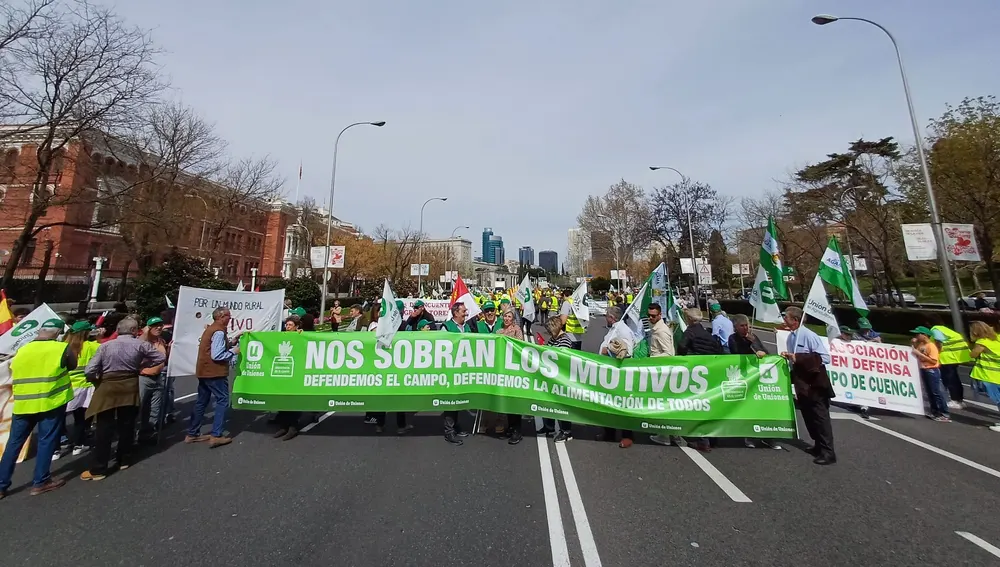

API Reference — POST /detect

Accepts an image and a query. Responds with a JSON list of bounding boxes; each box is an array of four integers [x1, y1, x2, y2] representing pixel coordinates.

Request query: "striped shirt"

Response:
[[551, 333, 574, 349]]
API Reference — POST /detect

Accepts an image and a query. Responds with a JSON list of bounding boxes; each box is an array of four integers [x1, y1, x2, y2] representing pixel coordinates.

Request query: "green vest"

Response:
[[971, 338, 1000, 385], [477, 319, 500, 334], [565, 299, 585, 335], [931, 325, 972, 364], [10, 340, 73, 415], [67, 340, 100, 389], [443, 320, 470, 333]]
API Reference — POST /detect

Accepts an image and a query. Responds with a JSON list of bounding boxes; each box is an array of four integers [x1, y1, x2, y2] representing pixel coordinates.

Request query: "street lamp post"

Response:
[[417, 197, 448, 295], [596, 213, 624, 293], [185, 193, 210, 265], [650, 166, 700, 305], [446, 225, 469, 292], [812, 14, 963, 330], [319, 120, 385, 324]]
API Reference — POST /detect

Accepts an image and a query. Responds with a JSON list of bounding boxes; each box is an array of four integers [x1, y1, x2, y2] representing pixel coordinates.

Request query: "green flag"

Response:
[[817, 236, 869, 316], [759, 217, 788, 300]]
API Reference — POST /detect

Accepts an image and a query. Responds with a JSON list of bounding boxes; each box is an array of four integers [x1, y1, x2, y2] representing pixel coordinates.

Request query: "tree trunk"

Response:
[[117, 259, 132, 302], [33, 241, 54, 308], [980, 235, 1000, 296]]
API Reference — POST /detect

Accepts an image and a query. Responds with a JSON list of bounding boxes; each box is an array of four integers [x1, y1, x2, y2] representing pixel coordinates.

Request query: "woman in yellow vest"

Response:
[[968, 321, 1000, 432], [64, 321, 101, 456], [931, 324, 972, 409]]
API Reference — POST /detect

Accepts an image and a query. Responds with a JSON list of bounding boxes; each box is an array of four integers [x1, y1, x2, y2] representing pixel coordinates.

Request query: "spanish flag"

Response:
[[0, 290, 13, 335]]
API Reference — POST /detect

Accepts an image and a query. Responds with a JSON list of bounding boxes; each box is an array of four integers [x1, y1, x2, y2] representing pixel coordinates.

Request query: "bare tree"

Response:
[[576, 179, 652, 278], [372, 224, 421, 284], [201, 155, 284, 266], [99, 102, 225, 279], [0, 0, 54, 56], [648, 179, 726, 262], [0, 1, 162, 287]]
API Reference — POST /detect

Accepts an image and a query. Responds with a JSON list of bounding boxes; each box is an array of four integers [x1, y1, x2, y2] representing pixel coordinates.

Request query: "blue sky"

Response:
[[111, 0, 1000, 263]]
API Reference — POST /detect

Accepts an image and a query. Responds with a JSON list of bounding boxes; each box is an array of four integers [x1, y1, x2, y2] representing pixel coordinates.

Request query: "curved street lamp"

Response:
[[319, 120, 385, 323], [417, 197, 448, 294], [445, 225, 469, 290], [649, 165, 700, 302], [811, 14, 962, 330]]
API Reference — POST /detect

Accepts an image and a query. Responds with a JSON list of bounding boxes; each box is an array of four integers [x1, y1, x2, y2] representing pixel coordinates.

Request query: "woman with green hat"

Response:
[[137, 317, 170, 442], [62, 321, 100, 456]]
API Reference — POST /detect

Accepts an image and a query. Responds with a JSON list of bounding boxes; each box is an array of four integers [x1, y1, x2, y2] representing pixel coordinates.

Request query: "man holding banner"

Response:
[[780, 307, 837, 466], [441, 303, 471, 445]]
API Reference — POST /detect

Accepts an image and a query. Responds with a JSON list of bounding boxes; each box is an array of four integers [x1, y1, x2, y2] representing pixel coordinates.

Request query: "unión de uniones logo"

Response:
[[237, 397, 265, 405]]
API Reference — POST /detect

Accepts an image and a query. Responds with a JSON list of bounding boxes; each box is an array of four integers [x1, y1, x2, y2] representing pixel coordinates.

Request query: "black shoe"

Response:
[[860, 408, 870, 420], [813, 456, 837, 465], [554, 431, 572, 443], [444, 434, 464, 446], [273, 428, 288, 439], [504, 427, 514, 438], [455, 430, 469, 438], [508, 431, 523, 445], [280, 427, 299, 441], [536, 427, 554, 437], [363, 416, 378, 425], [806, 445, 820, 456]]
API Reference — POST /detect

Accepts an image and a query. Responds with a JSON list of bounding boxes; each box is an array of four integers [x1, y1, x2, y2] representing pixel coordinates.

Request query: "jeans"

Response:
[[187, 377, 230, 438], [91, 405, 138, 474], [920, 368, 949, 417], [940, 364, 963, 402], [982, 381, 1000, 411], [164, 375, 176, 416], [138, 373, 163, 436], [0, 405, 65, 492]]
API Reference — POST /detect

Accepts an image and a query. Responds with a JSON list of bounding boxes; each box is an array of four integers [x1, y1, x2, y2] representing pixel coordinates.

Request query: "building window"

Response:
[[20, 239, 36, 266], [91, 178, 122, 233]]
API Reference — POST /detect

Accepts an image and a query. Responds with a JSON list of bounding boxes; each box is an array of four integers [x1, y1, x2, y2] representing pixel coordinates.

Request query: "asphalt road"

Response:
[[3, 323, 1000, 566]]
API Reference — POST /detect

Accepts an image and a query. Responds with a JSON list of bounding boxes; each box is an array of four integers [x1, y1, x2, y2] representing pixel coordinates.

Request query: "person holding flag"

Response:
[[372, 282, 413, 435], [517, 274, 535, 336], [559, 282, 589, 351]]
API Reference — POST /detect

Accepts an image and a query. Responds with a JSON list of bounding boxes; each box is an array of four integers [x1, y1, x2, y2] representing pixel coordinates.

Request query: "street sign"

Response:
[[698, 263, 712, 285]]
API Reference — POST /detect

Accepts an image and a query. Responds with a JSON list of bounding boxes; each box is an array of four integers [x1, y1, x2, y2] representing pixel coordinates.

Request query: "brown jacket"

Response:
[[791, 352, 836, 401], [196, 321, 230, 379]]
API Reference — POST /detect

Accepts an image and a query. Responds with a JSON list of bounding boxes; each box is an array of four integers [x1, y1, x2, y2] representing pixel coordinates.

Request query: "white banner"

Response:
[[777, 330, 924, 415], [399, 298, 450, 321], [409, 264, 429, 276], [610, 270, 627, 281], [943, 223, 981, 261], [902, 223, 981, 262], [310, 246, 346, 269], [0, 303, 62, 355], [680, 258, 694, 274], [167, 287, 284, 377], [731, 264, 751, 276]]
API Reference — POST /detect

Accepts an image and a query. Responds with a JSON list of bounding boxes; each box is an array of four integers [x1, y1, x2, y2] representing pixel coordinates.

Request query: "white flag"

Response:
[[570, 280, 590, 323], [165, 295, 175, 309], [803, 273, 840, 339], [748, 265, 783, 323], [617, 281, 648, 343], [375, 279, 402, 349], [517, 274, 535, 322], [235, 280, 245, 292]]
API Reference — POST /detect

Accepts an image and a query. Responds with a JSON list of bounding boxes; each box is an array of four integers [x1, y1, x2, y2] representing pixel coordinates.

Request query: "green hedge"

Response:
[[715, 300, 1000, 335]]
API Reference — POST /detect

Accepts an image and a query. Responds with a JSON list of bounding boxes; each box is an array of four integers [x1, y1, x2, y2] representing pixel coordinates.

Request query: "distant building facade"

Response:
[[538, 250, 558, 273]]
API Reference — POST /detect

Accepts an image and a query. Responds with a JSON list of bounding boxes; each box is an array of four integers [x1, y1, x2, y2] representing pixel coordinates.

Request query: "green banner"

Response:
[[234, 332, 797, 438]]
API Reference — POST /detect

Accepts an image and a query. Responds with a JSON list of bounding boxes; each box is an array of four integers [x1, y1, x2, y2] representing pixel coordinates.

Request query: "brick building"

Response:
[[0, 127, 352, 286]]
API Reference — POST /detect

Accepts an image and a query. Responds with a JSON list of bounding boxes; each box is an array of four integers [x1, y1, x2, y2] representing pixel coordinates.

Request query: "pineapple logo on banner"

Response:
[[270, 341, 295, 378], [721, 365, 749, 402]]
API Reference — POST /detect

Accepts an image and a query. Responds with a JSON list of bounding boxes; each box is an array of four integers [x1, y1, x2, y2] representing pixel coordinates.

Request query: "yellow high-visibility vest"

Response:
[[564, 299, 586, 335], [932, 325, 972, 364], [971, 338, 1000, 385], [67, 340, 100, 389], [10, 340, 73, 415]]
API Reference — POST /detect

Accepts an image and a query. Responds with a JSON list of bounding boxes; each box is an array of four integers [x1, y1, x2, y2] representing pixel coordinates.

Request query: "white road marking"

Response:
[[300, 411, 335, 433], [956, 531, 1000, 558], [963, 399, 997, 413], [851, 418, 1000, 480], [831, 413, 879, 421], [554, 442, 603, 567], [679, 446, 753, 503], [535, 436, 571, 567], [174, 392, 197, 402]]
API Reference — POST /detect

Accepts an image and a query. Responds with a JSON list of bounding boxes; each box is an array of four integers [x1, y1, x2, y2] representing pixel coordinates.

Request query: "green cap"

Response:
[[414, 300, 425, 308], [146, 316, 164, 327], [40, 319, 65, 330], [839, 325, 853, 334], [395, 300, 404, 312], [483, 301, 496, 311], [709, 303, 722, 313], [856, 317, 872, 330], [499, 298, 511, 305], [416, 319, 431, 330], [291, 307, 307, 316], [910, 326, 933, 336], [70, 320, 95, 333]]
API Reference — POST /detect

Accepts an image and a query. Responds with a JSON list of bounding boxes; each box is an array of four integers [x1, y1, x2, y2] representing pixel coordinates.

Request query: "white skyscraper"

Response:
[[567, 228, 592, 276]]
